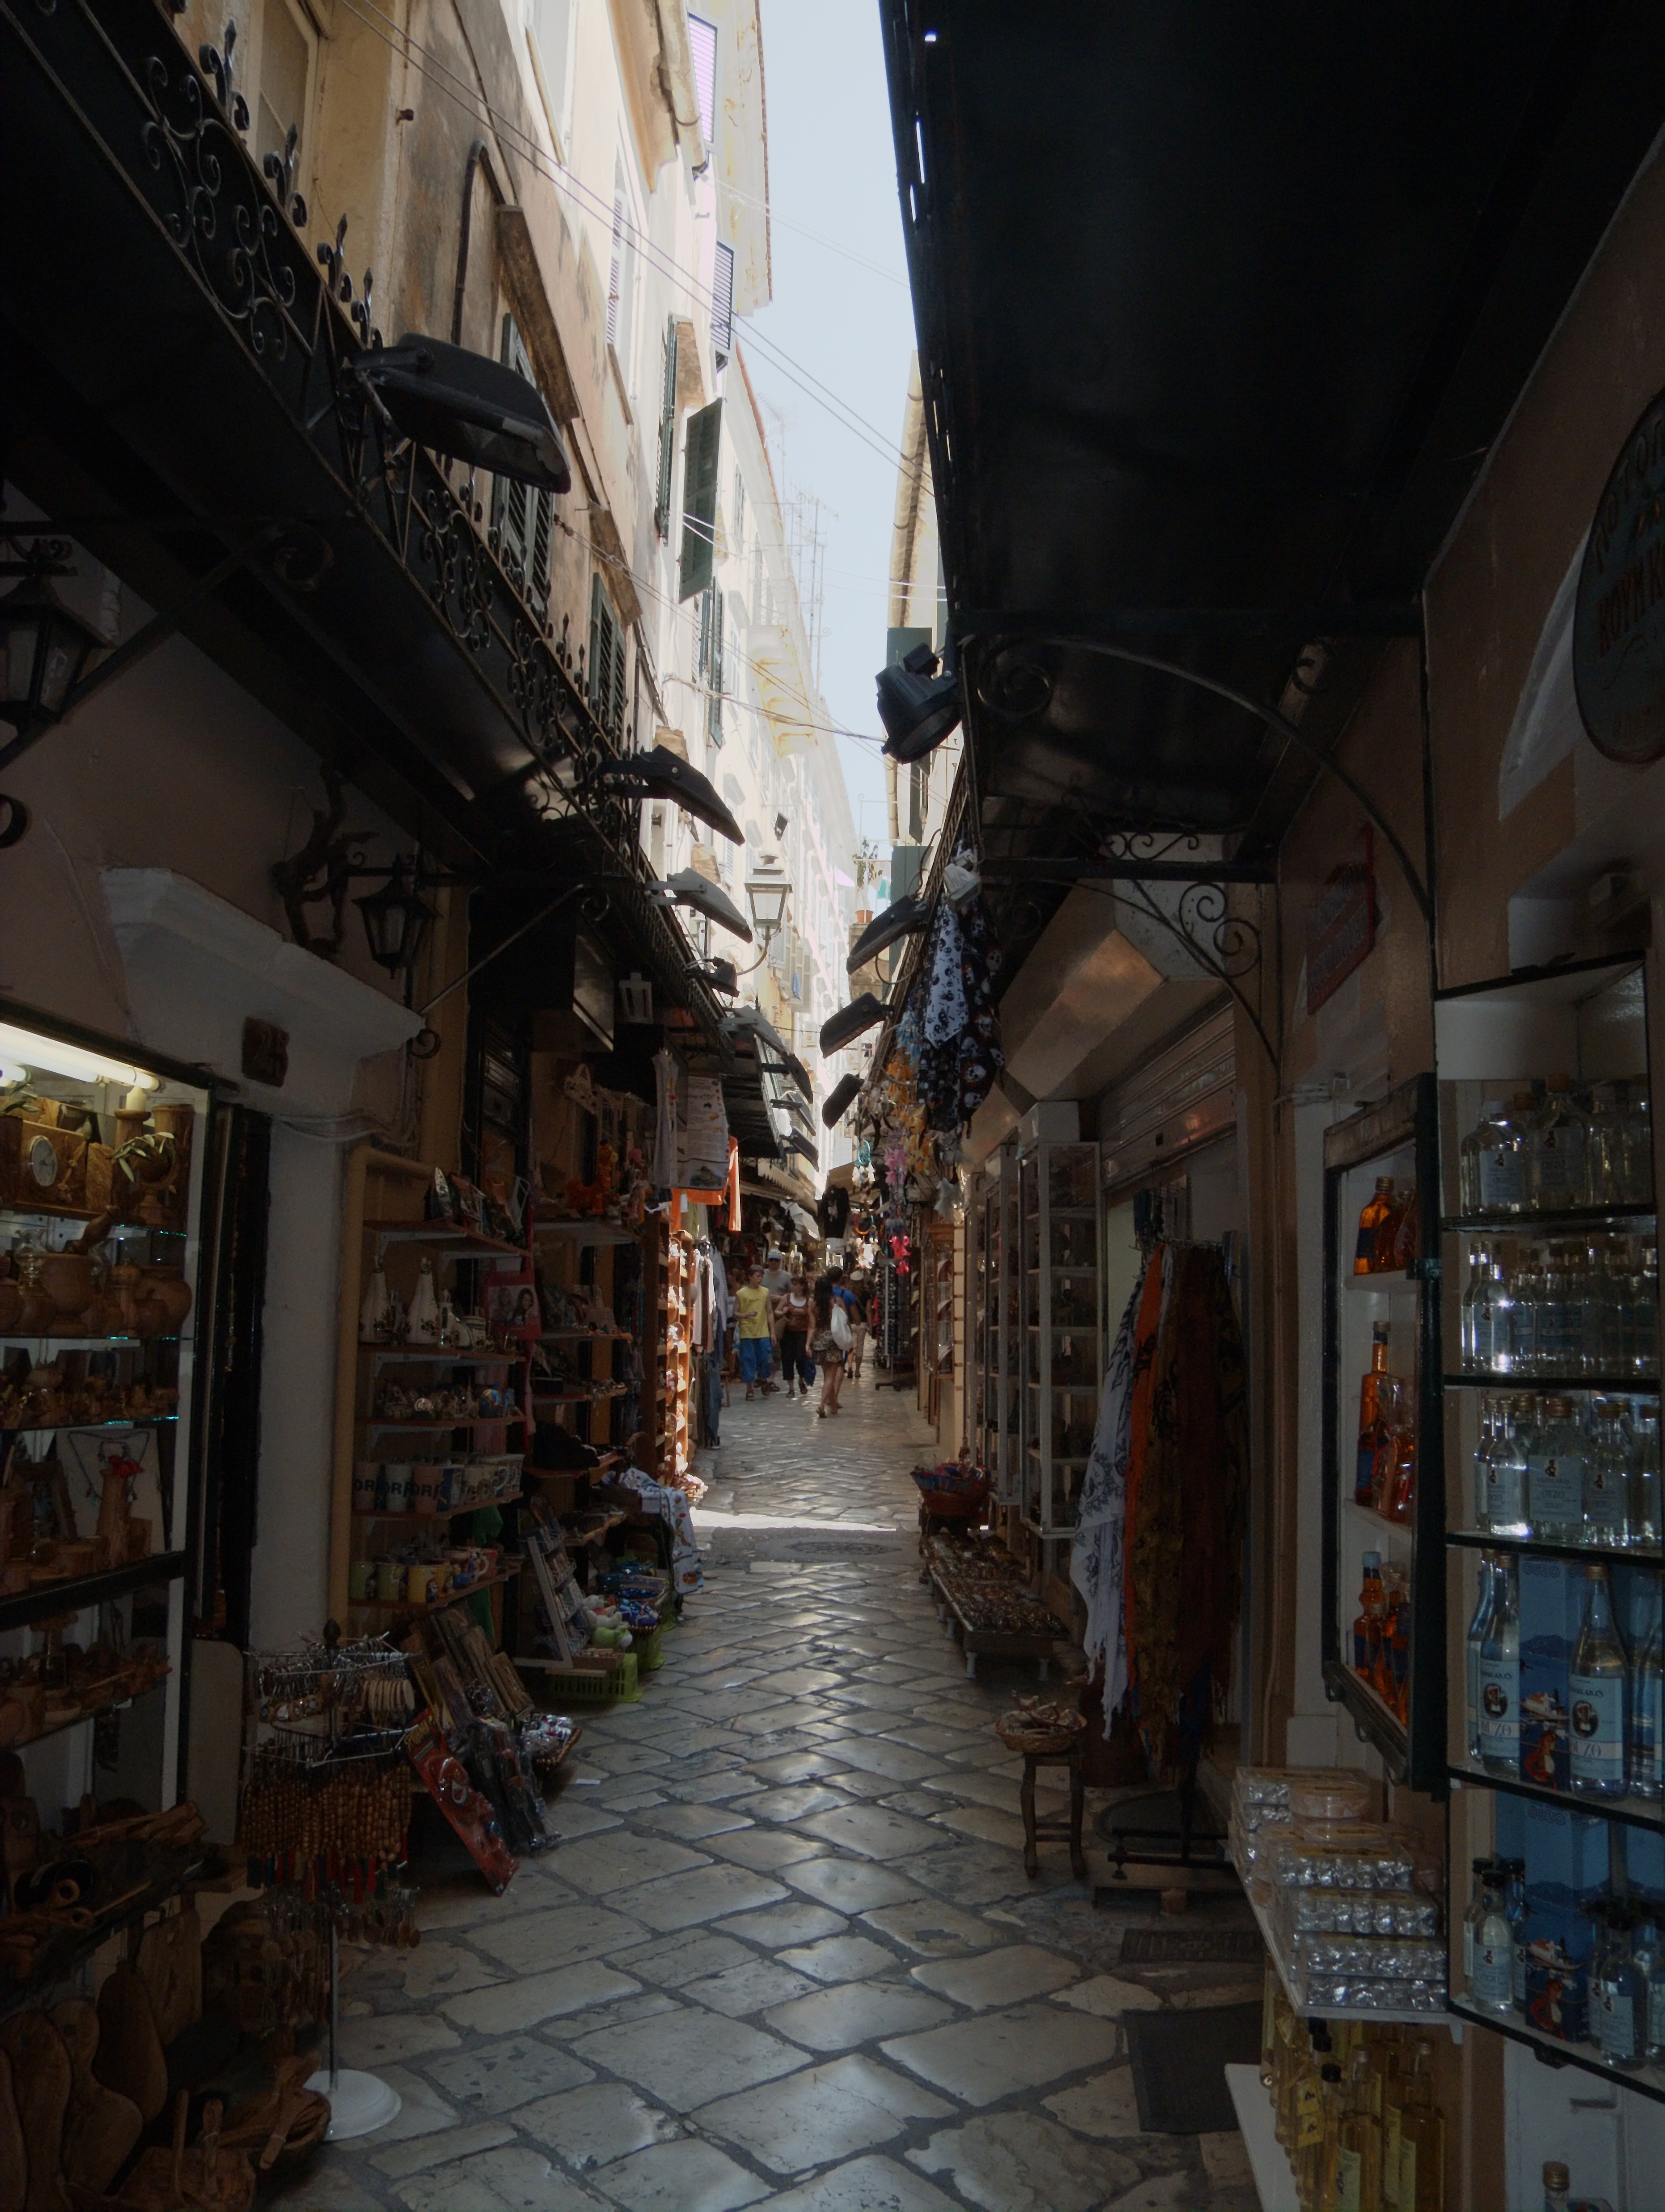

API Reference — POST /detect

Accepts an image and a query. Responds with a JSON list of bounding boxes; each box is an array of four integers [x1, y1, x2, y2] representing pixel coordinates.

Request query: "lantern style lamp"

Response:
[[0, 568, 104, 730], [356, 859, 439, 974], [745, 861, 791, 948]]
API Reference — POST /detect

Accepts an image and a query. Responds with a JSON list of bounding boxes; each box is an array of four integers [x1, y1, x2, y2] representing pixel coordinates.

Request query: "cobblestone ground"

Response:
[[275, 1370, 1258, 2212]]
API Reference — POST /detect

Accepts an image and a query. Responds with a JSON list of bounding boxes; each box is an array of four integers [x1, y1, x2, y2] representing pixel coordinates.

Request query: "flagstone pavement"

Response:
[[274, 1370, 1259, 2212]]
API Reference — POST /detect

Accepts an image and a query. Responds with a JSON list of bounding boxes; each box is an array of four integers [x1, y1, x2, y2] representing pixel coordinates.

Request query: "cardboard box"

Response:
[[1520, 1556, 1575, 1791], [1523, 1798, 1610, 1908]]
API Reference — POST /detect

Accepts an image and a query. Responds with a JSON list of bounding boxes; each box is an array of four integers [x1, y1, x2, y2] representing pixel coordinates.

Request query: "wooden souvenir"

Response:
[[135, 1908, 201, 2047], [0, 2048, 26, 2212], [51, 1999, 143, 2198], [93, 1962, 167, 2125], [0, 2011, 72, 2212], [0, 1116, 87, 1216]]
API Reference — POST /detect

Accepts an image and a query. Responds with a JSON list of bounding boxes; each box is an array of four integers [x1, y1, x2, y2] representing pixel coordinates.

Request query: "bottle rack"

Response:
[[1320, 1074, 1445, 1787], [1016, 1138, 1102, 1538], [1436, 951, 1665, 2101]]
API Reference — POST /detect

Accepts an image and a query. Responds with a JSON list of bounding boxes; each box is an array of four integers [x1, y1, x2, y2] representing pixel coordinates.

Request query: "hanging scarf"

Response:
[[1070, 1267, 1150, 1731], [1118, 1248, 1171, 1728]]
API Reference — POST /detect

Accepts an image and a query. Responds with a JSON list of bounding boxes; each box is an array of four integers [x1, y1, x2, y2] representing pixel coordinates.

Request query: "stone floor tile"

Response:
[[553, 1832, 712, 1891], [569, 2003, 804, 2111], [742, 1750, 852, 1785], [859, 1900, 1003, 1956], [923, 1766, 1065, 1816], [574, 1743, 672, 1774], [265, 2163, 393, 2211], [628, 1800, 755, 1842], [420, 2036, 594, 2115], [1104, 2176, 1203, 2212], [443, 1959, 641, 2033], [609, 1927, 757, 1985], [756, 2157, 961, 2212], [394, 2144, 612, 2211], [514, 2079, 682, 2168], [908, 2112, 1140, 2212], [713, 1899, 848, 1948], [900, 1845, 1033, 1907], [542, 1803, 628, 1841], [1043, 2065, 1146, 2138], [662, 1772, 760, 1804], [372, 2119, 519, 2179], [623, 1841, 790, 1918], [726, 1783, 853, 1824], [469, 1904, 649, 1975], [926, 1803, 1033, 1854], [352, 1938, 508, 2009], [350, 2064, 456, 2148], [911, 1943, 1081, 2009], [1201, 2130, 1254, 2185], [797, 1804, 947, 1861], [777, 1932, 898, 1983], [763, 1978, 954, 2051], [880, 2002, 1121, 2106], [704, 1826, 830, 1874], [695, 2053, 953, 2175], [1054, 1973, 1165, 2017], [878, 1789, 950, 1818], [824, 1737, 946, 1785], [414, 1873, 584, 1933], [682, 1956, 820, 2016], [757, 1666, 848, 1695], [535, 1989, 682, 2039], [592, 2137, 773, 2212], [337, 2012, 461, 2068]]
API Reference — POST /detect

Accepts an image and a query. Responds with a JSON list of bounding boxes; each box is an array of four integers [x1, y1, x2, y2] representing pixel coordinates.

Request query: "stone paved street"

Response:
[[274, 1373, 1258, 2212]]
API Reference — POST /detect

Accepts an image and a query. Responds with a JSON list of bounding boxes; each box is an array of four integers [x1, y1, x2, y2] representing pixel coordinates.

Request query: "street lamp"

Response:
[[745, 859, 791, 948], [355, 859, 439, 975], [0, 563, 104, 730]]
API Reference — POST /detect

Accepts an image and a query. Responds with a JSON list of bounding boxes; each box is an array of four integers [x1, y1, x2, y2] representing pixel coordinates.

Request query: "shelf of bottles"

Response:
[[971, 1155, 1018, 1507], [1016, 1140, 1101, 1537], [1437, 952, 1665, 2098], [1322, 1075, 1444, 1786]]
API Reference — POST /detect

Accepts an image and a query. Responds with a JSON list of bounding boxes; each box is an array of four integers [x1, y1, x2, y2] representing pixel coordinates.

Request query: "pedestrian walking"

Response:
[[811, 1275, 850, 1417], [735, 1266, 774, 1400], [777, 1272, 813, 1396]]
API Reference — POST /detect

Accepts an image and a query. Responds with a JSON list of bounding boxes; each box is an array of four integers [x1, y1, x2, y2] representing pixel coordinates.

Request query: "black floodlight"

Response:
[[695, 956, 739, 996], [847, 893, 929, 975], [724, 1005, 789, 1056], [822, 1072, 860, 1126], [786, 1129, 820, 1169], [820, 993, 886, 1055], [359, 335, 571, 493], [658, 867, 753, 942], [599, 745, 744, 843], [877, 641, 961, 762]]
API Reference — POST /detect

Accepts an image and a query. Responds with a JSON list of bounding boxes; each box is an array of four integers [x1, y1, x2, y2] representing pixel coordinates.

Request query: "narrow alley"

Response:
[[288, 1382, 1259, 2212]]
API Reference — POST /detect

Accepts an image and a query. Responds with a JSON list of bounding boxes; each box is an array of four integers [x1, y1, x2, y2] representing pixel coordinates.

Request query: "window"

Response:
[[750, 542, 764, 624], [254, 0, 312, 175], [528, 0, 575, 158], [710, 241, 735, 365], [655, 319, 679, 539], [688, 14, 717, 146], [588, 573, 627, 739], [697, 583, 724, 747], [491, 315, 554, 620], [606, 159, 637, 369], [679, 398, 722, 600], [732, 466, 746, 559]]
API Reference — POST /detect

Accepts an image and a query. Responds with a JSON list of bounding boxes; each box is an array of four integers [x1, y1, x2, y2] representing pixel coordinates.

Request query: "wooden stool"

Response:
[[1020, 1743, 1086, 1880]]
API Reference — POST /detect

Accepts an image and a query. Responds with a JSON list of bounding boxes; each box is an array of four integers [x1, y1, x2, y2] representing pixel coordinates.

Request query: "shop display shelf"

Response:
[[3, 1670, 169, 1758], [532, 1392, 625, 1407], [0, 1842, 225, 2027], [354, 1494, 524, 1522], [364, 1219, 525, 1254], [1443, 1370, 1659, 1393], [1446, 1994, 1665, 2105], [0, 1333, 182, 1351], [1349, 1269, 1412, 1290], [1323, 1658, 1409, 1781], [346, 1562, 524, 1614], [1223, 2066, 1298, 2212], [1448, 1759, 1665, 1834], [561, 1512, 626, 1549], [4, 1414, 178, 1433], [0, 1550, 188, 1634], [1239, 1864, 1448, 2028], [1344, 1496, 1412, 1542], [357, 1415, 527, 1431], [532, 1218, 641, 1246], [358, 1344, 519, 1363], [541, 1330, 631, 1342], [1442, 1205, 1657, 1235], [1446, 1528, 1665, 1562]]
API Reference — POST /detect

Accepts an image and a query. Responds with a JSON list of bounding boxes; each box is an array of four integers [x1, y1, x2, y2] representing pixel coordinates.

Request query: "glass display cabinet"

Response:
[[1017, 1138, 1102, 1534], [0, 1004, 213, 1821], [1436, 953, 1665, 2094], [972, 1152, 1019, 1503], [1321, 1074, 1446, 1788]]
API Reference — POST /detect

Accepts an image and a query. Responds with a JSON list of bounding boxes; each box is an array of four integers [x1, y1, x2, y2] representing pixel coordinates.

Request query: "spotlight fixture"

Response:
[[846, 893, 929, 974], [597, 745, 744, 844], [357, 335, 571, 493], [692, 956, 739, 996], [819, 993, 886, 1055], [785, 1129, 819, 1169], [655, 868, 753, 942], [877, 641, 961, 762], [822, 1071, 860, 1126], [773, 812, 789, 840]]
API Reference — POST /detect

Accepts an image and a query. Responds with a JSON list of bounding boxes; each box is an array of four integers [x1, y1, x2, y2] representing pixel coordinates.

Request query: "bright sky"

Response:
[[743, 0, 918, 864]]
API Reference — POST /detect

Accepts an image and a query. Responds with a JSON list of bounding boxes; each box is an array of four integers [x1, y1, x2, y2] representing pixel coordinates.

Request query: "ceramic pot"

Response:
[[406, 1258, 440, 1344], [105, 1263, 143, 1333], [39, 1252, 97, 1323], [132, 1293, 171, 1340], [140, 1266, 193, 1331]]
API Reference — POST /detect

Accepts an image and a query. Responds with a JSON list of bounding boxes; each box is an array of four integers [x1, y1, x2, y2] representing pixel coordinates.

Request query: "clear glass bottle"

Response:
[[1628, 1401, 1661, 1549], [1488, 1247, 1518, 1374], [1634, 1914, 1664, 2063], [1636, 1245, 1659, 1378], [1625, 1079, 1654, 1206], [1466, 1557, 1496, 1760], [1510, 1247, 1542, 1374], [1528, 1075, 1593, 1211], [1469, 1865, 1514, 2014], [1461, 1250, 1489, 1371], [1543, 2160, 1571, 2212], [1501, 1856, 1528, 2012], [1570, 1243, 1601, 1376], [1589, 1082, 1628, 1209], [1486, 1397, 1532, 1538], [1591, 1898, 1644, 2068], [1527, 1397, 1584, 1545], [1537, 1245, 1572, 1375], [1646, 1915, 1665, 2062], [1472, 1408, 1496, 1532], [1630, 1573, 1663, 1800], [1462, 1855, 1493, 1983], [1472, 1096, 1526, 1215], [1570, 1562, 1629, 1800], [1396, 2041, 1446, 2212], [1478, 1554, 1521, 1779], [1599, 1240, 1635, 1375], [1583, 1398, 1629, 1549]]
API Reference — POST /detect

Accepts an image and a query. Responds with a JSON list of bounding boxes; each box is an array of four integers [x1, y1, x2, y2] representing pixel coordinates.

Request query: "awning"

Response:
[[787, 1204, 820, 1245]]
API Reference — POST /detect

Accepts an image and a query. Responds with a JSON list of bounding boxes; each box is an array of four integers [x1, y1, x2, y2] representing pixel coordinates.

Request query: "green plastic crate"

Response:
[[632, 1627, 666, 1673], [538, 1651, 640, 1705]]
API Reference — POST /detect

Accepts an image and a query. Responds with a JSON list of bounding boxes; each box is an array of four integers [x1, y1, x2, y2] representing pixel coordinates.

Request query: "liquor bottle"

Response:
[[1356, 1178, 1395, 1275], [1624, 1079, 1654, 1205], [1313, 2062, 1346, 2212], [1470, 1866, 1514, 2015], [1629, 1402, 1661, 1549], [1467, 1098, 1525, 1214], [1637, 1245, 1659, 1377], [1501, 1856, 1528, 2011], [1472, 1408, 1496, 1531], [1335, 2046, 1382, 2212], [1396, 2042, 1445, 2212], [1387, 1575, 1412, 1720], [1630, 1574, 1663, 1800], [1357, 1324, 1392, 1501], [1570, 1562, 1629, 1800], [1478, 1553, 1520, 1779], [1462, 1856, 1494, 1984], [1354, 1552, 1385, 1682], [1368, 1378, 1406, 1514], [1543, 2162, 1571, 2212], [1590, 1081, 1629, 1208], [1583, 1397, 1629, 1548], [1526, 1397, 1584, 1545], [1387, 1184, 1419, 1273], [1510, 1247, 1542, 1374], [1385, 1414, 1418, 1526], [1465, 1558, 1496, 1761], [1528, 1075, 1592, 1211], [1644, 1915, 1665, 2062], [1461, 1254, 1488, 1371], [1591, 1898, 1644, 2068], [1634, 1914, 1664, 2063], [1485, 1398, 1531, 1537]]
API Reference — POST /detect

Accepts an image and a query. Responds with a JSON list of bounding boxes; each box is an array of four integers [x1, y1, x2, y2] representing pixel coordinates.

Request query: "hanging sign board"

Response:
[[1306, 825, 1375, 1015], [1574, 387, 1665, 764]]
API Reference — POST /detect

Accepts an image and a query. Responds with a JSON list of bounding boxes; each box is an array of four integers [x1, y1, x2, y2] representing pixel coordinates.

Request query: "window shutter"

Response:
[[588, 573, 628, 739], [706, 587, 724, 745], [711, 242, 734, 364], [678, 399, 722, 601], [655, 318, 679, 538], [493, 314, 552, 619], [607, 190, 625, 348], [688, 14, 717, 144]]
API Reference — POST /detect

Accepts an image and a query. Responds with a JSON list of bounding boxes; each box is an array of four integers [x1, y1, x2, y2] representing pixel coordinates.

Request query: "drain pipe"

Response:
[[452, 138, 485, 345]]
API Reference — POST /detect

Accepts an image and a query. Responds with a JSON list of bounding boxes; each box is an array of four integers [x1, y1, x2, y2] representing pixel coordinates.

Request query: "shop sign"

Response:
[[1575, 387, 1665, 764], [1306, 825, 1375, 1015]]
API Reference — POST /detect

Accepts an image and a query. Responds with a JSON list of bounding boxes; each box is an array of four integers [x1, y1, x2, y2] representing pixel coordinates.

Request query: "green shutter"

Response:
[[678, 399, 722, 602], [494, 313, 551, 621], [655, 319, 679, 538], [707, 587, 724, 744]]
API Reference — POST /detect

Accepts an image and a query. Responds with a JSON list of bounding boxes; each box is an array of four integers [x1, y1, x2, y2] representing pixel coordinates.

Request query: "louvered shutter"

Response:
[[655, 319, 679, 538], [678, 399, 722, 600], [706, 587, 724, 744], [607, 190, 625, 348], [711, 242, 734, 363], [493, 314, 551, 619]]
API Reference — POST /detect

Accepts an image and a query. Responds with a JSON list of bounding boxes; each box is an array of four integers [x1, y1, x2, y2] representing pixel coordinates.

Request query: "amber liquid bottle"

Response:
[[1356, 1178, 1395, 1275], [1397, 2045, 1445, 2212], [1356, 1323, 1391, 1502]]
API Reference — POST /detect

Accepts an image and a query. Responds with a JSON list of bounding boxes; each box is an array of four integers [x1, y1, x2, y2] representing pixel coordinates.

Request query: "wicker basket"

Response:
[[996, 1708, 1086, 1757]]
